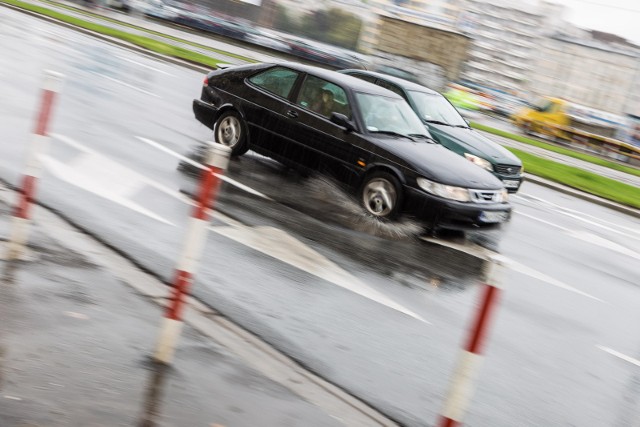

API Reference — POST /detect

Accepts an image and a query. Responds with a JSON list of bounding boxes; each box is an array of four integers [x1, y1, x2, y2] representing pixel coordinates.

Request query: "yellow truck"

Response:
[[512, 97, 640, 165]]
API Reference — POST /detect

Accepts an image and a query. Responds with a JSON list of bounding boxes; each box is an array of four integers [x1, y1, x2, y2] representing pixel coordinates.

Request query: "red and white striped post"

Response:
[[437, 255, 506, 427], [5, 70, 64, 261], [154, 142, 231, 365]]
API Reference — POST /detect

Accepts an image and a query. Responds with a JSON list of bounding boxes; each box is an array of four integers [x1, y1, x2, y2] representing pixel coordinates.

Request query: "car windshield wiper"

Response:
[[369, 130, 415, 141], [424, 119, 450, 126], [407, 133, 435, 142], [424, 119, 470, 129]]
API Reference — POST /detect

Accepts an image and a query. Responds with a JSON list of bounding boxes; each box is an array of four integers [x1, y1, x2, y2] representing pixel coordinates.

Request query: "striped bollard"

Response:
[[5, 70, 64, 262], [438, 255, 506, 427], [154, 142, 231, 365]]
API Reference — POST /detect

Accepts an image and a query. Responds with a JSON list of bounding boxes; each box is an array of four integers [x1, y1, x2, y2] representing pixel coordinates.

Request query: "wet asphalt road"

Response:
[[1, 7, 640, 426]]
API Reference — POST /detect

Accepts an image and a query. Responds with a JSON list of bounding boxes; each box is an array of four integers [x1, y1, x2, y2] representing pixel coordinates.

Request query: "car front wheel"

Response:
[[360, 172, 403, 220], [214, 110, 249, 156]]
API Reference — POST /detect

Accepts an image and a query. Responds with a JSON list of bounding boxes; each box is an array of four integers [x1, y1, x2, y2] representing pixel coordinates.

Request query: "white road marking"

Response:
[[420, 236, 494, 261], [566, 230, 640, 261], [63, 311, 89, 320], [517, 210, 639, 261], [517, 193, 640, 239], [210, 225, 428, 323], [136, 136, 273, 200], [515, 210, 568, 231], [597, 346, 640, 367], [506, 258, 604, 302], [40, 153, 175, 226], [115, 55, 176, 76], [51, 133, 193, 204], [424, 227, 603, 302], [89, 70, 160, 98], [559, 210, 640, 242], [136, 136, 206, 171]]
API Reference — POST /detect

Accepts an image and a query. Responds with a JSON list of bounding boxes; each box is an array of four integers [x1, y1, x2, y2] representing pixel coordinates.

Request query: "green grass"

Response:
[[1, 0, 231, 68], [507, 147, 640, 209], [470, 121, 640, 179], [37, 0, 257, 63]]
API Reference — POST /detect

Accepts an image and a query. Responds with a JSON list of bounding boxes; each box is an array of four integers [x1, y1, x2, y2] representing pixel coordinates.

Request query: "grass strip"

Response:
[[506, 147, 640, 209], [38, 0, 256, 62], [470, 121, 640, 179], [2, 0, 228, 68]]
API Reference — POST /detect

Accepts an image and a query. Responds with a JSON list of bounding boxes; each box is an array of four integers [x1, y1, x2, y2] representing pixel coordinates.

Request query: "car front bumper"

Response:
[[403, 186, 512, 230], [494, 174, 524, 193]]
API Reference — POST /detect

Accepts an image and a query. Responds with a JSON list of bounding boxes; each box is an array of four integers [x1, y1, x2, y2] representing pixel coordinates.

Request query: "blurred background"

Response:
[[99, 0, 640, 147]]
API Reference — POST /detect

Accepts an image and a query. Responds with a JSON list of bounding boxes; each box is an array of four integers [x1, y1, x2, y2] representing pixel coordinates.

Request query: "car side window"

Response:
[[248, 67, 299, 99], [296, 75, 351, 119], [350, 73, 377, 84], [377, 80, 407, 100]]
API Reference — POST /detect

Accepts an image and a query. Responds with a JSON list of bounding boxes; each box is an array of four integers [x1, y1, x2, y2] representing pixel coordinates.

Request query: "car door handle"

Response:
[[286, 110, 298, 118]]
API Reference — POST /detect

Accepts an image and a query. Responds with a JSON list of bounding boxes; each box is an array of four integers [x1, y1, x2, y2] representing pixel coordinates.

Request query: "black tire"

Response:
[[359, 171, 403, 220], [214, 110, 249, 157]]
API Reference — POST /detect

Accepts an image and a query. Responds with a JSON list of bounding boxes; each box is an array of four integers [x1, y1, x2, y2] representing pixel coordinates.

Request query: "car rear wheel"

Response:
[[360, 172, 403, 220], [214, 111, 249, 156]]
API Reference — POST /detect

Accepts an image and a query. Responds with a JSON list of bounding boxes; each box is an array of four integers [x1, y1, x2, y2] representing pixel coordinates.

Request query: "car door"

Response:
[[241, 66, 303, 158], [279, 74, 363, 184]]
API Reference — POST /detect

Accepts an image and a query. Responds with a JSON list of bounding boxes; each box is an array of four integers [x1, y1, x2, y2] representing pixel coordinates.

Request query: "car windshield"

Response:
[[408, 90, 468, 127], [356, 93, 428, 137]]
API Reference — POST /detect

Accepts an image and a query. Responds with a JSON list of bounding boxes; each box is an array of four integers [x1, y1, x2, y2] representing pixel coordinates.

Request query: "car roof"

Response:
[[340, 69, 441, 95], [263, 62, 403, 99]]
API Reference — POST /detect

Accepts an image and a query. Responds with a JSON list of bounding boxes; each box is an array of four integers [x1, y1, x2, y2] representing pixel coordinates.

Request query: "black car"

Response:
[[340, 70, 524, 193], [193, 62, 511, 230]]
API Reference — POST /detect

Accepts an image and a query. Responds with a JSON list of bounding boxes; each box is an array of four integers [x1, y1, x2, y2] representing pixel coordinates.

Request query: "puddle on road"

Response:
[[179, 146, 500, 292]]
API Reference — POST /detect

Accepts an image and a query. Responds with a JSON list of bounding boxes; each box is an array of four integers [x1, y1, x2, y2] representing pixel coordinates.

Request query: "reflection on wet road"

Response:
[[1, 6, 640, 426]]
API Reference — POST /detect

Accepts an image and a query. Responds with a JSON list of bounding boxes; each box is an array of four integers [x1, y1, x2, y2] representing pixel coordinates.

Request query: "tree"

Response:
[[270, 3, 363, 50]]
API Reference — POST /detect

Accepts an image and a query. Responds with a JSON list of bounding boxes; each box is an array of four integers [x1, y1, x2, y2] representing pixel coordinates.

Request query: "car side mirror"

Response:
[[330, 113, 356, 133]]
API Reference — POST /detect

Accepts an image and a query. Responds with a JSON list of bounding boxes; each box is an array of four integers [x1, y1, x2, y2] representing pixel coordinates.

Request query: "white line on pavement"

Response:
[[136, 136, 273, 201], [210, 224, 428, 323], [506, 258, 605, 302], [115, 55, 176, 76], [89, 70, 160, 98], [516, 193, 640, 239], [515, 210, 569, 231], [517, 210, 640, 261], [597, 346, 640, 367], [51, 133, 190, 204], [40, 153, 175, 226]]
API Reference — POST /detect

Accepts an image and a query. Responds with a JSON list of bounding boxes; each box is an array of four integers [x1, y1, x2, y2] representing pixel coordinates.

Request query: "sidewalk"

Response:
[[0, 188, 393, 427]]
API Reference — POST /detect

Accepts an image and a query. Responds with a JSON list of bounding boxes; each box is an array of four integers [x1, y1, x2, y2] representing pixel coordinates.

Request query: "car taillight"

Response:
[[203, 76, 208, 87]]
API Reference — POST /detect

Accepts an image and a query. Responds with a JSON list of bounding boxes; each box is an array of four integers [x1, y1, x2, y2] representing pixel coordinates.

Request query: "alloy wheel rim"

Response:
[[218, 116, 240, 147], [363, 178, 396, 217]]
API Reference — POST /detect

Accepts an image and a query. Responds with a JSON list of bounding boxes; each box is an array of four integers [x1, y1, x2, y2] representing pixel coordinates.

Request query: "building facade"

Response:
[[530, 33, 640, 116], [458, 0, 564, 96]]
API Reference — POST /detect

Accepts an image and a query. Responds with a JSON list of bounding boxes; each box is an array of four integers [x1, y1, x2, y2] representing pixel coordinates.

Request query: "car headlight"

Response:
[[498, 188, 508, 203], [417, 177, 471, 202], [464, 153, 493, 171]]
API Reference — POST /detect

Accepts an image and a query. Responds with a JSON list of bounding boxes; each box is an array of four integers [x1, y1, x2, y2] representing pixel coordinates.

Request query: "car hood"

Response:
[[371, 137, 504, 190], [428, 124, 522, 166]]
